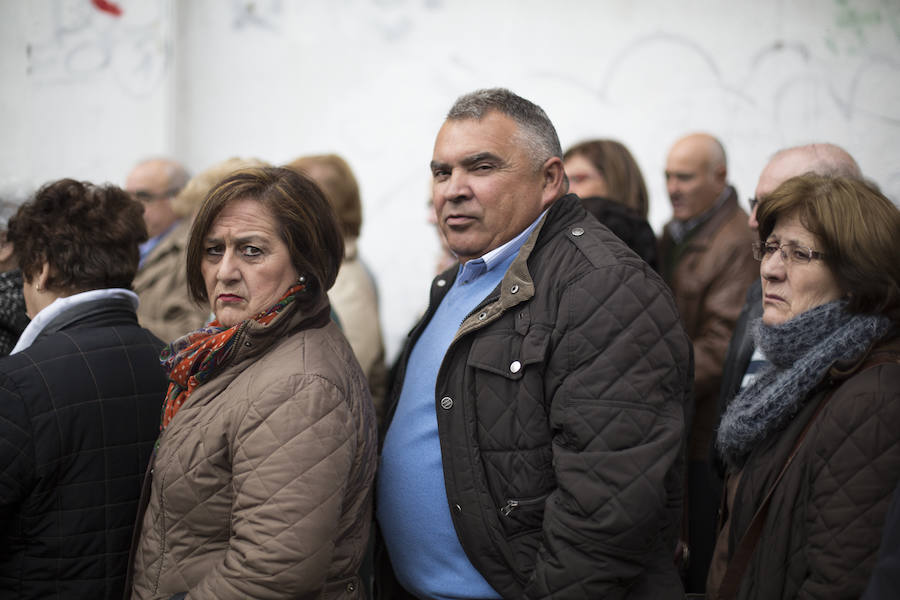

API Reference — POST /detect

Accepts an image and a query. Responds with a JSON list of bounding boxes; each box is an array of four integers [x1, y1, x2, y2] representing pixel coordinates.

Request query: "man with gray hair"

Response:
[[376, 88, 692, 599], [125, 157, 208, 342]]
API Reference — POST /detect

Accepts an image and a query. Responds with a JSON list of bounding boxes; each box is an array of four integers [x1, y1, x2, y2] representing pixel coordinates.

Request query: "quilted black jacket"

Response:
[[380, 195, 693, 599], [710, 335, 900, 600], [0, 297, 167, 599]]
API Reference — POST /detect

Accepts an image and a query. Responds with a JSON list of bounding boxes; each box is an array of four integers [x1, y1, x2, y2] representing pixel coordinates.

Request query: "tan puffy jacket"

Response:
[[130, 299, 377, 600], [133, 219, 210, 344]]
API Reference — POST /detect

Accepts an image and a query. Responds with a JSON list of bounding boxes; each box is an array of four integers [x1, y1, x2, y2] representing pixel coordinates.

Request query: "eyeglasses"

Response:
[[752, 241, 826, 265], [131, 189, 178, 204]]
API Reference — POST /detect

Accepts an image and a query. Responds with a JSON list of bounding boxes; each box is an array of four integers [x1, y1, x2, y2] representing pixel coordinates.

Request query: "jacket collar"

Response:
[[428, 194, 581, 341], [13, 289, 140, 353], [215, 290, 332, 369], [141, 218, 190, 268], [663, 185, 741, 251]]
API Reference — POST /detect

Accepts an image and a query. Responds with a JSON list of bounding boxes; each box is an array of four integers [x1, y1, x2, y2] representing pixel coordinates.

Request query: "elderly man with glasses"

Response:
[[125, 157, 209, 342]]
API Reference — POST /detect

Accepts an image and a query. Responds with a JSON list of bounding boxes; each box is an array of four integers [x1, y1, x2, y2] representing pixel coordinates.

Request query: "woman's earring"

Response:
[[297, 275, 307, 284]]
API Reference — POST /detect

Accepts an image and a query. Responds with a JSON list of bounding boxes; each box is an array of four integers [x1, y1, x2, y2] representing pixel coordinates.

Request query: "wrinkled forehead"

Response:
[[433, 113, 523, 161]]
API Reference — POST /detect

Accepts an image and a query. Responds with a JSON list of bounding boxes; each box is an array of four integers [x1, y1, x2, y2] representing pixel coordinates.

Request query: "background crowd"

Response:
[[0, 82, 898, 600]]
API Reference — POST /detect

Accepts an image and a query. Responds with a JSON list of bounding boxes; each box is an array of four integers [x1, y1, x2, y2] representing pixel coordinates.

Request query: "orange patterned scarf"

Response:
[[158, 283, 305, 429]]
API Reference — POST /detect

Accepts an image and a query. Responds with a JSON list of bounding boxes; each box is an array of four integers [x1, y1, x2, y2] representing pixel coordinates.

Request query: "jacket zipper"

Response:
[[500, 494, 549, 517]]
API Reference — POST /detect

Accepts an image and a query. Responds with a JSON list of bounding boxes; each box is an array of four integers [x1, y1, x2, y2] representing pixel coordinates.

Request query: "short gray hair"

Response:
[[446, 88, 562, 168]]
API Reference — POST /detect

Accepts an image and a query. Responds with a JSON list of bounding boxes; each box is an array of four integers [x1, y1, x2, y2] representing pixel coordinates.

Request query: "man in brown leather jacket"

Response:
[[658, 133, 758, 593]]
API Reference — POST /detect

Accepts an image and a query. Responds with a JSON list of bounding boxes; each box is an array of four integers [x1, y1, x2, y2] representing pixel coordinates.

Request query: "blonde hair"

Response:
[[172, 157, 269, 218], [284, 154, 362, 239]]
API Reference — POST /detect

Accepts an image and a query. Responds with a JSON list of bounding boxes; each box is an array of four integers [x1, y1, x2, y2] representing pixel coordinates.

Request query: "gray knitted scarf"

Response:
[[716, 300, 893, 470]]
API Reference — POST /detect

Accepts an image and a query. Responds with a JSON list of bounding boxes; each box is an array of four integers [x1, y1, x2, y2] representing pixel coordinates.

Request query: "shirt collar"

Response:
[[669, 185, 732, 244], [139, 220, 180, 265], [455, 208, 548, 284]]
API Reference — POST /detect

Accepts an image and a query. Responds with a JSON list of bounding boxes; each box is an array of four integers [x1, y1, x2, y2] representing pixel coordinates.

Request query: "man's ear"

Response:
[[713, 164, 727, 186], [540, 157, 566, 208]]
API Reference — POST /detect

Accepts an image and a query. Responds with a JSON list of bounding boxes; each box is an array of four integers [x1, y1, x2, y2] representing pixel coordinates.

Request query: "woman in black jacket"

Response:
[[707, 174, 900, 599], [0, 179, 169, 599]]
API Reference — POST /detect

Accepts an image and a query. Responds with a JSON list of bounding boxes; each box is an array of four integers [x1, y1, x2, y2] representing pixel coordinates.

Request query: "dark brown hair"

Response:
[[8, 178, 147, 292], [284, 154, 362, 238], [564, 139, 649, 218], [186, 166, 344, 306], [758, 173, 900, 319]]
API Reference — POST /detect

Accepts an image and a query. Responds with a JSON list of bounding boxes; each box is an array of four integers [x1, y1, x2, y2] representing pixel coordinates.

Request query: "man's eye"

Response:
[[432, 170, 449, 181], [242, 246, 262, 257], [206, 245, 224, 256], [764, 243, 779, 254]]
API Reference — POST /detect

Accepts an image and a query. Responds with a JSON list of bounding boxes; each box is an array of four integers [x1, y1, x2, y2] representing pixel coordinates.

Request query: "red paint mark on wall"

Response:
[[91, 0, 123, 17]]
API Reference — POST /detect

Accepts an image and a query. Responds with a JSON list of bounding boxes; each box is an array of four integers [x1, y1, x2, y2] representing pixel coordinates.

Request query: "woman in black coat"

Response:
[[0, 179, 169, 599]]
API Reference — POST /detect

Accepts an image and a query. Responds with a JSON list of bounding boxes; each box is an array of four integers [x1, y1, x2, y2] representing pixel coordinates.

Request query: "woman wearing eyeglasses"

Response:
[[706, 174, 900, 599]]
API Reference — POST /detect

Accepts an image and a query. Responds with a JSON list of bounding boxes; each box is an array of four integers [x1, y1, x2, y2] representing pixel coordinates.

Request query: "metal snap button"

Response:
[[572, 227, 585, 236], [478, 312, 487, 320], [509, 360, 521, 374], [440, 396, 453, 409], [346, 581, 357, 592], [510, 284, 519, 294], [454, 503, 462, 514], [436, 279, 447, 287]]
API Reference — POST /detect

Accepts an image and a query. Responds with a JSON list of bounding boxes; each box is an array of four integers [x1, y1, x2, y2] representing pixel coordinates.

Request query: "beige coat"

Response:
[[133, 219, 210, 343], [328, 238, 387, 422], [130, 299, 377, 600]]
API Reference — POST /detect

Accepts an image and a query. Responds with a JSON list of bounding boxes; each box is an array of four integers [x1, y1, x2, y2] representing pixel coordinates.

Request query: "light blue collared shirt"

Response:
[[377, 209, 546, 600]]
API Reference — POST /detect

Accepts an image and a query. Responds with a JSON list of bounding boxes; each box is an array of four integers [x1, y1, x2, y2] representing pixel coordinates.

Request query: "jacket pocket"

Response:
[[467, 326, 550, 380], [498, 492, 549, 537]]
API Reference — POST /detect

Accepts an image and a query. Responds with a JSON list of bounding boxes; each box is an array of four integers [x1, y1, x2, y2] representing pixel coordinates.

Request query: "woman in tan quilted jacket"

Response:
[[129, 167, 377, 600]]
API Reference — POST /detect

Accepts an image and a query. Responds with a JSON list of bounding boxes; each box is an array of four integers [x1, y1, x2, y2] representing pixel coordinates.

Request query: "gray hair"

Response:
[[446, 88, 562, 168]]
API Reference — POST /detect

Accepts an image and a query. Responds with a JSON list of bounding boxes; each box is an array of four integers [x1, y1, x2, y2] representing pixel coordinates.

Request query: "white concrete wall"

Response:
[[3, 0, 899, 359]]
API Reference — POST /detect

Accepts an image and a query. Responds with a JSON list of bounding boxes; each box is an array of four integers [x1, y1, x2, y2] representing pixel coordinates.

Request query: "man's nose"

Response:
[[666, 176, 679, 198], [442, 170, 472, 203]]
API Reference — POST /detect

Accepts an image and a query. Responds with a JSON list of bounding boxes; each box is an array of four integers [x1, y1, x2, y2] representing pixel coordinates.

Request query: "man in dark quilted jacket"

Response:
[[376, 88, 693, 599]]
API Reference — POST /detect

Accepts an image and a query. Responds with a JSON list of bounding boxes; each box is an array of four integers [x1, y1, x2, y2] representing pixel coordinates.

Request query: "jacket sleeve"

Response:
[[524, 265, 691, 599], [797, 366, 900, 599], [0, 374, 34, 516], [690, 237, 758, 405], [187, 372, 357, 599]]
